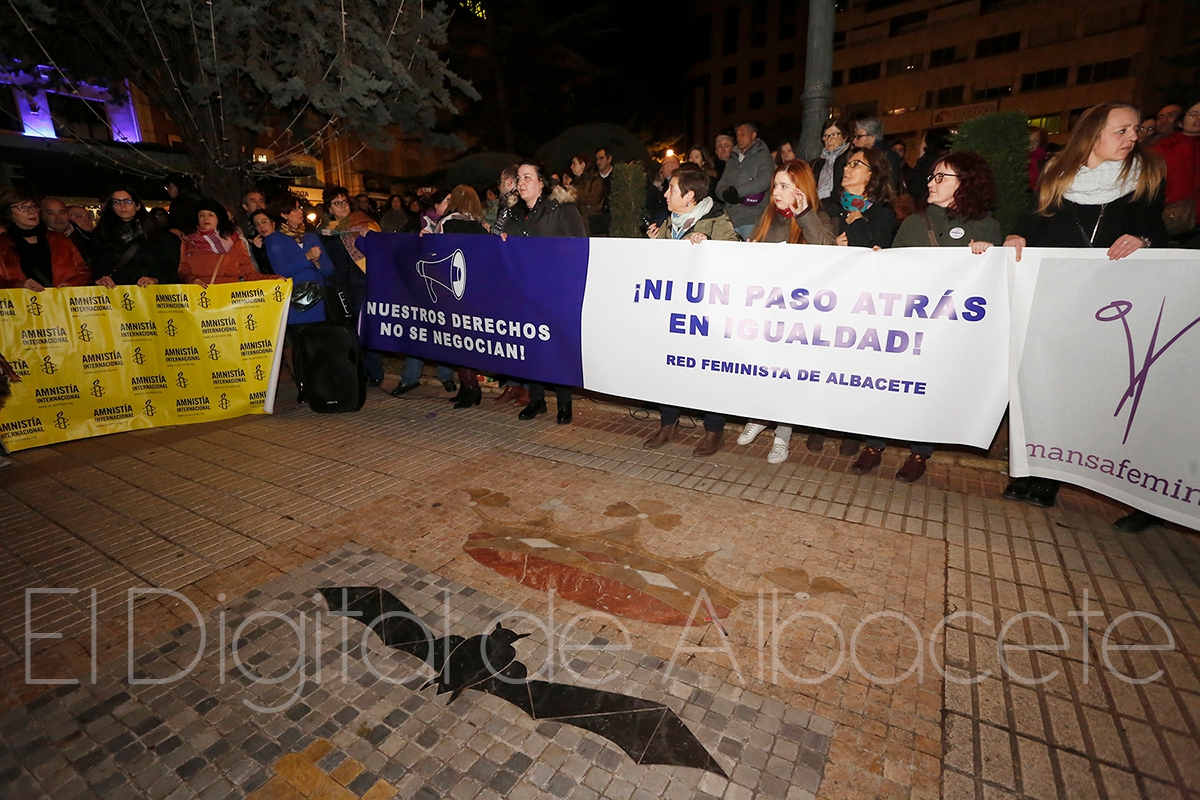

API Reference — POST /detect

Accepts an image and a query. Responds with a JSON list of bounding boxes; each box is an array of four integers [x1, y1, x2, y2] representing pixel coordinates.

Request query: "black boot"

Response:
[[518, 400, 547, 420], [556, 402, 572, 425], [453, 387, 482, 408], [1002, 476, 1037, 501], [1024, 478, 1060, 508]]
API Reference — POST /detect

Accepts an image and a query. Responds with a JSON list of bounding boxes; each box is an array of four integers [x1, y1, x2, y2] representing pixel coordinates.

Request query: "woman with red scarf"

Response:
[[177, 199, 280, 286]]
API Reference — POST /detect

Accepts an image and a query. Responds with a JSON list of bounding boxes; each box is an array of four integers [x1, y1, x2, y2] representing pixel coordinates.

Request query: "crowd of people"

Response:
[[2, 98, 1198, 533]]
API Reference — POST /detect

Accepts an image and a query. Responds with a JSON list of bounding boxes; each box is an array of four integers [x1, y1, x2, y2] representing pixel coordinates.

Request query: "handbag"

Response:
[[290, 280, 323, 311], [1163, 199, 1195, 237], [920, 211, 940, 247]]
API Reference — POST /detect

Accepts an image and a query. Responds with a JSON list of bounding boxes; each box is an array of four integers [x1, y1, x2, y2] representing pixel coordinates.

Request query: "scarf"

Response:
[[840, 191, 870, 213], [332, 210, 378, 271], [669, 197, 714, 239], [280, 222, 306, 246], [1063, 159, 1142, 206], [9, 222, 52, 287], [817, 142, 850, 199], [184, 230, 232, 254]]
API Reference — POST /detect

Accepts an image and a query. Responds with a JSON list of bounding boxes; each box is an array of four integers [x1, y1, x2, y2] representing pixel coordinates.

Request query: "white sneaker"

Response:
[[737, 422, 768, 446], [767, 437, 789, 465]]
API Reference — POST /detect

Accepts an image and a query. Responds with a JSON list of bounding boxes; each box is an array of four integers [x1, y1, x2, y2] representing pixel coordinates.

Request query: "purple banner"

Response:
[[361, 232, 588, 387]]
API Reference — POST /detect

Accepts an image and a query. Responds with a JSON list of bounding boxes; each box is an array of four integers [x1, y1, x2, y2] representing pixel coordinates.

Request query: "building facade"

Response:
[[0, 71, 453, 203], [687, 0, 1197, 151]]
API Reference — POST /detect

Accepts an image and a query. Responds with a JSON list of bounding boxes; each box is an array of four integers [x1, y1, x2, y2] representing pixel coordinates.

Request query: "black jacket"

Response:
[[1013, 190, 1167, 248], [91, 222, 181, 285], [827, 199, 896, 248], [504, 193, 587, 239]]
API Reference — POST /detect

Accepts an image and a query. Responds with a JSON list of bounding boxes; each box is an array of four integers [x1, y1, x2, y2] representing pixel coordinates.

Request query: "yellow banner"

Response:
[[0, 281, 291, 452]]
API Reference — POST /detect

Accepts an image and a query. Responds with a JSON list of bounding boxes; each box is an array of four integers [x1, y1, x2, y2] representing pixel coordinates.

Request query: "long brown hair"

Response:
[[1036, 103, 1165, 215], [750, 161, 821, 244], [445, 185, 483, 221]]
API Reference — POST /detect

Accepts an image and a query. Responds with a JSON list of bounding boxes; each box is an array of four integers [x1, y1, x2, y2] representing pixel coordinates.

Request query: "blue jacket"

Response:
[[264, 231, 335, 325]]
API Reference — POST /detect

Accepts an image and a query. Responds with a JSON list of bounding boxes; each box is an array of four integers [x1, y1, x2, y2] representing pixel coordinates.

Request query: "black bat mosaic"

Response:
[[318, 587, 727, 777]]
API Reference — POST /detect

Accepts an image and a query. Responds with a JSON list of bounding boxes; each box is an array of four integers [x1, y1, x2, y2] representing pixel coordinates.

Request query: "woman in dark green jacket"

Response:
[[853, 151, 1000, 483], [892, 151, 1001, 251]]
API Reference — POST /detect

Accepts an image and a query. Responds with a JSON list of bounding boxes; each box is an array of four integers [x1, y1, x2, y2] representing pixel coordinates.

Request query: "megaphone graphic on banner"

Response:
[[416, 249, 467, 303]]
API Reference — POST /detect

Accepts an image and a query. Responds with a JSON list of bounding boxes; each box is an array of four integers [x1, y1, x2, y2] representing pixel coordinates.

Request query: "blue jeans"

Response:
[[401, 358, 455, 386]]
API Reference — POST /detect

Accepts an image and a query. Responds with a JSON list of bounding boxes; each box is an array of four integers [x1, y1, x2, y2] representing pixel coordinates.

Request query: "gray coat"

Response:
[[714, 137, 775, 229]]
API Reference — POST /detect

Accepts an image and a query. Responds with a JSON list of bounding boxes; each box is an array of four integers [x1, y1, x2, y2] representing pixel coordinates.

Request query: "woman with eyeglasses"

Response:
[[1000, 102, 1166, 525], [0, 188, 92, 290], [831, 148, 896, 249], [91, 187, 182, 287], [854, 152, 1002, 481], [323, 184, 387, 387], [812, 118, 851, 214], [735, 160, 837, 463]]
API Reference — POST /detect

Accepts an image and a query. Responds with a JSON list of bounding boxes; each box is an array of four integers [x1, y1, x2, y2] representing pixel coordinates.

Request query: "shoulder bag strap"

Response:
[[208, 253, 227, 286], [921, 211, 939, 247]]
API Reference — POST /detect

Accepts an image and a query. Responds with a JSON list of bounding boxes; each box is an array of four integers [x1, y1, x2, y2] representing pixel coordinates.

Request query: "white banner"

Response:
[[580, 239, 1010, 448], [1008, 248, 1200, 529]]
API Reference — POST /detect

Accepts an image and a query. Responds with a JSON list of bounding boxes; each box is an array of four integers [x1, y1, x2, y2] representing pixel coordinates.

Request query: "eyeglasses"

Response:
[[111, 198, 137, 206], [846, 160, 872, 170], [852, 133, 870, 140], [1136, 126, 1153, 133], [10, 203, 37, 213], [822, 132, 843, 140], [928, 172, 958, 184], [330, 199, 349, 207]]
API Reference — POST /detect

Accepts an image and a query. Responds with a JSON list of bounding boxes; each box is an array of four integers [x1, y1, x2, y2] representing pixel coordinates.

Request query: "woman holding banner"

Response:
[[1001, 102, 1167, 521], [734, 160, 836, 465], [642, 165, 740, 457], [500, 159, 587, 424], [0, 188, 92, 290], [178, 200, 280, 286], [860, 152, 1002, 482], [91, 187, 182, 288]]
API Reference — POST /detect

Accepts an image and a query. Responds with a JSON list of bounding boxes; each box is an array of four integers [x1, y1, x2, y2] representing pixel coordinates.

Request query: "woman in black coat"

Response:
[[1000, 102, 1167, 528], [91, 187, 181, 287], [813, 118, 852, 219], [500, 159, 587, 423], [831, 147, 895, 249]]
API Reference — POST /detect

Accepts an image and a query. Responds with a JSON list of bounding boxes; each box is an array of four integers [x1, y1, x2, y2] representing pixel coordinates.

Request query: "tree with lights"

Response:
[[5, 0, 475, 204]]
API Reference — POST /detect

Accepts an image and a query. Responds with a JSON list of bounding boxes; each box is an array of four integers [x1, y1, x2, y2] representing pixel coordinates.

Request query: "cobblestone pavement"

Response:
[[1, 382, 1197, 799]]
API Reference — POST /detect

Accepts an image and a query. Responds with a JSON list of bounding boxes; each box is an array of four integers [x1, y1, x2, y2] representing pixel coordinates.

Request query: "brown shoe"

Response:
[[851, 446, 883, 474], [512, 387, 530, 406], [839, 438, 861, 457], [805, 433, 826, 452], [693, 430, 724, 457], [494, 385, 520, 403], [895, 452, 928, 483], [644, 424, 676, 449]]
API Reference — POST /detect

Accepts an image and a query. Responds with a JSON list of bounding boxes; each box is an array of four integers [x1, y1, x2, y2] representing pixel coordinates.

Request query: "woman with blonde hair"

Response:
[[736, 160, 836, 464], [1001, 102, 1167, 521], [432, 185, 488, 235], [427, 185, 489, 407]]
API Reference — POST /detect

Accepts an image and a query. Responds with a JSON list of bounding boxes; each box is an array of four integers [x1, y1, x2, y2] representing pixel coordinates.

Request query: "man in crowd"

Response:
[[240, 189, 271, 272], [714, 133, 733, 180], [40, 196, 91, 263], [592, 146, 614, 236], [1147, 103, 1182, 146], [715, 122, 774, 240], [647, 154, 680, 225], [67, 205, 94, 233]]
